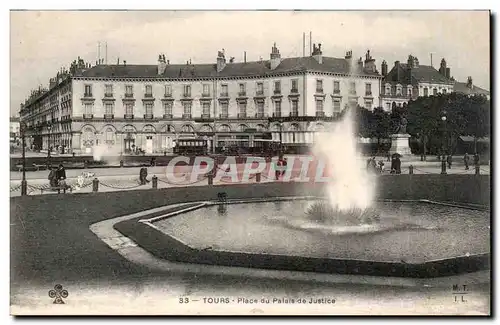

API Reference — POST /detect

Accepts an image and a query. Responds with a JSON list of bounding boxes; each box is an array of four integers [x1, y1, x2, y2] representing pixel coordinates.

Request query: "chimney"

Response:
[[244, 51, 247, 63], [157, 53, 167, 75], [446, 67, 450, 79], [357, 57, 363, 72], [407, 55, 415, 68], [395, 61, 400, 81], [312, 43, 323, 64], [345, 50, 353, 70], [439, 58, 447, 76], [270, 42, 282, 69], [467, 76, 473, 89], [117, 57, 120, 65], [381, 60, 388, 77], [216, 49, 226, 72], [363, 49, 376, 73]]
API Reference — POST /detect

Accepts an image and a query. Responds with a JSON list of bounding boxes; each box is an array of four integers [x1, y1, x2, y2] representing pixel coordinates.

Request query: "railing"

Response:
[[83, 93, 93, 98], [183, 93, 192, 98], [315, 88, 323, 94], [124, 93, 134, 98], [219, 114, 229, 119], [238, 91, 247, 97], [290, 88, 299, 93], [201, 114, 211, 119], [237, 113, 247, 118], [256, 112, 266, 118], [316, 111, 325, 117], [144, 93, 154, 98], [164, 93, 172, 97], [255, 91, 264, 96], [83, 114, 93, 119], [182, 113, 192, 119], [163, 113, 173, 119], [104, 93, 114, 98], [202, 93, 211, 97], [124, 114, 134, 119], [104, 114, 114, 119], [290, 111, 299, 117], [273, 112, 282, 118], [274, 89, 281, 95], [220, 92, 229, 97], [143, 114, 154, 119], [365, 91, 373, 96]]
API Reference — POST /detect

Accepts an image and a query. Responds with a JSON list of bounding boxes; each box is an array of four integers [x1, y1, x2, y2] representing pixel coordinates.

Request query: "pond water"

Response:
[[152, 200, 489, 263]]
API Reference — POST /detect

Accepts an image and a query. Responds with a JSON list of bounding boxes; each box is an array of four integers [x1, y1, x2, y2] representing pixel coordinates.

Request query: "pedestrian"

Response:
[[56, 164, 70, 193], [370, 157, 377, 173], [56, 164, 67, 181], [139, 167, 149, 185], [48, 167, 58, 189], [378, 160, 385, 174], [394, 155, 402, 174], [446, 154, 452, 169], [474, 153, 480, 167], [463, 153, 470, 170], [390, 155, 396, 174]]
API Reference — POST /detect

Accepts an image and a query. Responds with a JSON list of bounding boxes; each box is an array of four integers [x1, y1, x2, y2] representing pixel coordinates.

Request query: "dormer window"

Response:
[[385, 84, 391, 95], [396, 84, 402, 96]]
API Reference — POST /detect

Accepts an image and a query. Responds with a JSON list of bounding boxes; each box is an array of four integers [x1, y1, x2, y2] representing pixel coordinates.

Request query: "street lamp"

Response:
[[47, 124, 52, 168], [20, 121, 27, 196], [441, 113, 447, 157], [278, 120, 283, 158]]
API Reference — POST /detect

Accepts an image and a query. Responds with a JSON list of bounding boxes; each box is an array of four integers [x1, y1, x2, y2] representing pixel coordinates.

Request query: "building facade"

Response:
[[10, 116, 20, 143], [380, 55, 455, 111], [20, 44, 382, 155]]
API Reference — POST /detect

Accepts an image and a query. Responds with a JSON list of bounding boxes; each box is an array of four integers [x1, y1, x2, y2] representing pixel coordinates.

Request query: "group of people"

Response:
[[47, 164, 71, 193], [462, 152, 480, 170], [366, 157, 386, 174]]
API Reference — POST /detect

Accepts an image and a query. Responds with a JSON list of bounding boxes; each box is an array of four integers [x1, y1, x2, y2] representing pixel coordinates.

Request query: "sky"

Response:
[[9, 10, 490, 116]]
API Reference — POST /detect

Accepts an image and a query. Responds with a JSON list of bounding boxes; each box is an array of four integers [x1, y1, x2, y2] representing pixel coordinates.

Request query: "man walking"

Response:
[[463, 153, 470, 170], [446, 154, 453, 169]]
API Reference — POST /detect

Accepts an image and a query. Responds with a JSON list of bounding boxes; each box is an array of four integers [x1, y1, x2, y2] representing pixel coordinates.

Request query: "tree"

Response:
[[406, 95, 444, 159], [369, 107, 391, 152], [462, 94, 490, 153]]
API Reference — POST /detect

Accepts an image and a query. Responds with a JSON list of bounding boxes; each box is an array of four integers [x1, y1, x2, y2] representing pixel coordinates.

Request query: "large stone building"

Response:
[[10, 116, 20, 143], [19, 43, 382, 155], [380, 55, 455, 111]]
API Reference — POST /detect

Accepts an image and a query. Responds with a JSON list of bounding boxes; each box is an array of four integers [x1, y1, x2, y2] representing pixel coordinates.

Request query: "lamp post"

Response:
[[278, 120, 283, 158], [47, 124, 52, 168], [20, 122, 27, 196], [441, 112, 447, 156]]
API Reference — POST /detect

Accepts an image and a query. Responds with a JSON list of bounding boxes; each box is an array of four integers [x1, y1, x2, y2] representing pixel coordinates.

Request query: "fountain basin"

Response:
[[114, 198, 490, 278]]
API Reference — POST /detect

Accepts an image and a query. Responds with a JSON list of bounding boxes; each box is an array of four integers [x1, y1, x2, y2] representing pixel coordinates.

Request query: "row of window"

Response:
[[83, 96, 373, 119], [83, 80, 373, 98], [384, 85, 449, 97]]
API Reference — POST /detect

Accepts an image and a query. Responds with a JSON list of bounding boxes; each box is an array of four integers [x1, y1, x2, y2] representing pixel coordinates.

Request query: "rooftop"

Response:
[[385, 62, 454, 85], [454, 82, 490, 96], [78, 56, 381, 79]]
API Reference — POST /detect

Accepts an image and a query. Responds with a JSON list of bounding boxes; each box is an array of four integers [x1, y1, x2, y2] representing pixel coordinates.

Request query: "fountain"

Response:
[[109, 52, 489, 279]]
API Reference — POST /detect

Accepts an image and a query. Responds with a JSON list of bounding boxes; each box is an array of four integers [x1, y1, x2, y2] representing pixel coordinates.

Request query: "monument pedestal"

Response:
[[389, 133, 412, 156]]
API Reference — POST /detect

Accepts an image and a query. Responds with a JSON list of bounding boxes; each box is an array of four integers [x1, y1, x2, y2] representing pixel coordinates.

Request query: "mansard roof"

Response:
[[384, 63, 454, 85], [77, 56, 381, 79], [453, 82, 490, 96]]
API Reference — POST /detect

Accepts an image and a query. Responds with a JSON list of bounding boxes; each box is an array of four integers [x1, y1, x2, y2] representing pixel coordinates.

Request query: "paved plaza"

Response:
[[9, 155, 490, 197]]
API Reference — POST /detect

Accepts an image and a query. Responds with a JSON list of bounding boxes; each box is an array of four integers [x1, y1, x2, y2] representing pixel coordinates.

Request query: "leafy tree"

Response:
[[369, 107, 391, 152], [406, 95, 445, 159], [461, 94, 490, 153]]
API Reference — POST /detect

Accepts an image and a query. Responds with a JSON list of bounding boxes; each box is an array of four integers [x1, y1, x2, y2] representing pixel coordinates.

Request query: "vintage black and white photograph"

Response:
[[9, 10, 491, 316]]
